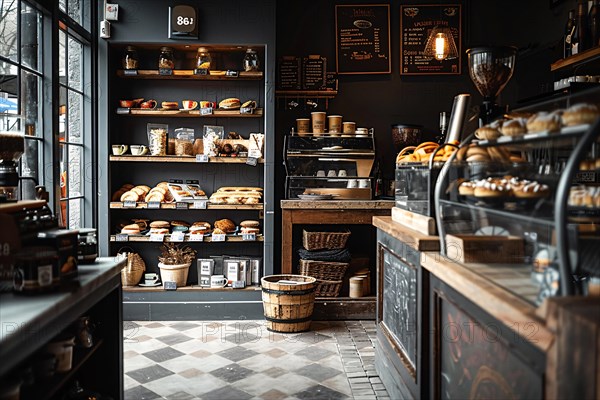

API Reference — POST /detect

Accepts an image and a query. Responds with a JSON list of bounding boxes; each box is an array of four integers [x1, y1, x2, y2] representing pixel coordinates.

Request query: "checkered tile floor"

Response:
[[123, 320, 389, 399]]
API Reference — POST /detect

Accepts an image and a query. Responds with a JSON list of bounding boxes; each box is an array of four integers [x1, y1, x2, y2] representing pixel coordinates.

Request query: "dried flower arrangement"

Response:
[[158, 243, 196, 265]]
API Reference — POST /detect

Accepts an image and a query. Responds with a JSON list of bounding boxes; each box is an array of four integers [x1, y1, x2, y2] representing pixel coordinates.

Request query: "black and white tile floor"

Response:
[[123, 320, 390, 399]]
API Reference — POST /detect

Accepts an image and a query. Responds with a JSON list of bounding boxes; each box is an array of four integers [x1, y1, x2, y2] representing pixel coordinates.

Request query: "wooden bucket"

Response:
[[261, 274, 317, 333]]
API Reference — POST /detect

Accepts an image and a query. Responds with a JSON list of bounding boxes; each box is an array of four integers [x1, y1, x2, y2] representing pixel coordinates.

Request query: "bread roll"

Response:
[[214, 218, 236, 233]]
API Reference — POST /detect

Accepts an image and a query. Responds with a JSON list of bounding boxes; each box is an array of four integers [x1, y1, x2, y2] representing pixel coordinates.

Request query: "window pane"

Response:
[[67, 35, 82, 91], [59, 0, 66, 13], [68, 198, 82, 229], [68, 0, 81, 27], [0, 64, 18, 108], [20, 5, 41, 72], [0, 1, 18, 62], [59, 30, 66, 81], [21, 70, 41, 136], [60, 143, 67, 198], [67, 90, 82, 143], [67, 145, 82, 198]]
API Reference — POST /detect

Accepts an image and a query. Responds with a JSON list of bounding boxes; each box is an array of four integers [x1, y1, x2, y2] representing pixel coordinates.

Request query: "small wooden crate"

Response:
[[445, 234, 524, 264], [302, 229, 350, 251]]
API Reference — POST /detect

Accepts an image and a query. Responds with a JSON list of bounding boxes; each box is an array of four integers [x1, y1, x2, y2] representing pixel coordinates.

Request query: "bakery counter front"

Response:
[[0, 257, 125, 399], [373, 215, 600, 400]]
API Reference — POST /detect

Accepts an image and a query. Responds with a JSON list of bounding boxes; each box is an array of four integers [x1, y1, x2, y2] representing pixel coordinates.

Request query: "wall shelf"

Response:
[[116, 108, 263, 117], [117, 70, 263, 80], [109, 201, 263, 210], [109, 155, 264, 164], [110, 234, 264, 243], [551, 46, 600, 72]]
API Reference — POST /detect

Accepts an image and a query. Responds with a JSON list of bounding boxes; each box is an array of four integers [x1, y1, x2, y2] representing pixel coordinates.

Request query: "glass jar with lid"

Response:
[[195, 48, 212, 70], [243, 49, 259, 71], [158, 46, 175, 70], [122, 46, 139, 70]]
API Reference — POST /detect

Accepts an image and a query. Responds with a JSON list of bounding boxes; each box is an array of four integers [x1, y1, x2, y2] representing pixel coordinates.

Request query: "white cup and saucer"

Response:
[[140, 272, 161, 287]]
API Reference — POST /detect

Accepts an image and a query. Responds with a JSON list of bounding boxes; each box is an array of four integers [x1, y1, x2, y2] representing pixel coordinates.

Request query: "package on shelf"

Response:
[[248, 133, 265, 158], [184, 180, 208, 199], [168, 179, 194, 202], [203, 125, 224, 156]]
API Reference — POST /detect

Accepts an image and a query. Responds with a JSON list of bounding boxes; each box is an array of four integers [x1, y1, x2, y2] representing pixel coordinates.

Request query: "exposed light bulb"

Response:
[[435, 33, 446, 60]]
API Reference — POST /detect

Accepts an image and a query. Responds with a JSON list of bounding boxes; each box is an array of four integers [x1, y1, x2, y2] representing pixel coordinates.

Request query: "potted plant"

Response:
[[157, 243, 196, 287]]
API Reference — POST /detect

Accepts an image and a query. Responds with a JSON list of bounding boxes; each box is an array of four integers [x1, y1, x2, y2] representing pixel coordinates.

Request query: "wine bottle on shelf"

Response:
[[589, 0, 600, 48], [565, 9, 576, 58], [573, 0, 591, 55]]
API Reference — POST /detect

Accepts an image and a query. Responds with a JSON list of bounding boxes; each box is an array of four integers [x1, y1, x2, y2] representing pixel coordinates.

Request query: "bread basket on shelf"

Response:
[[118, 247, 146, 287], [299, 259, 348, 297], [302, 229, 351, 251]]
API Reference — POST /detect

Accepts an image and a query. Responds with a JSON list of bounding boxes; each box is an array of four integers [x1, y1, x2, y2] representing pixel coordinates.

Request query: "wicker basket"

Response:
[[314, 279, 343, 297], [299, 259, 349, 281], [119, 250, 146, 287], [302, 229, 351, 251]]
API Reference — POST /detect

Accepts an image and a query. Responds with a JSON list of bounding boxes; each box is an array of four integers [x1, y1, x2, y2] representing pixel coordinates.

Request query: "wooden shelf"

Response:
[[109, 155, 264, 163], [110, 234, 264, 243], [123, 285, 261, 292], [109, 201, 263, 210], [276, 90, 338, 98], [117, 69, 263, 80], [117, 108, 263, 117], [551, 46, 600, 72]]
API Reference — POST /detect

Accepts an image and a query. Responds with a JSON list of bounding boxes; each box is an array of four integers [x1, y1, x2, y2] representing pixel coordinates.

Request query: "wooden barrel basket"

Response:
[[261, 274, 317, 333]]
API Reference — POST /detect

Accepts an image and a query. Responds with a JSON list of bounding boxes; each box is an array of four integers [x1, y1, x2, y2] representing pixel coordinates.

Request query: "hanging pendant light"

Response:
[[423, 26, 458, 61]]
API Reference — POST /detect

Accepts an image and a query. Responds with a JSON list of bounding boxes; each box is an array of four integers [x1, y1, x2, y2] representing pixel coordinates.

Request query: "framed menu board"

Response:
[[400, 4, 461, 75], [335, 4, 391, 74]]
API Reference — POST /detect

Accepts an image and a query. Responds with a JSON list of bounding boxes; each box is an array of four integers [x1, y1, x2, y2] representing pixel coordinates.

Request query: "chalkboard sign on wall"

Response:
[[335, 4, 391, 74], [400, 4, 461, 75]]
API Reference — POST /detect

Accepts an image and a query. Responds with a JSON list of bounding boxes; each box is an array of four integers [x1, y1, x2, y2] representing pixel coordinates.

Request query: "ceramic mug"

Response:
[[140, 99, 157, 109], [130, 144, 149, 155], [347, 179, 358, 188], [144, 272, 159, 285], [327, 169, 337, 177], [210, 274, 228, 288], [199, 101, 216, 109], [358, 179, 370, 188], [182, 100, 198, 110], [111, 144, 128, 155], [316, 170, 326, 177], [338, 169, 348, 177]]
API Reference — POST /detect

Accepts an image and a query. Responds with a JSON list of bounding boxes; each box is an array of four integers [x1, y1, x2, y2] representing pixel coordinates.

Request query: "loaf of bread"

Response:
[[214, 218, 236, 233], [218, 98, 241, 109]]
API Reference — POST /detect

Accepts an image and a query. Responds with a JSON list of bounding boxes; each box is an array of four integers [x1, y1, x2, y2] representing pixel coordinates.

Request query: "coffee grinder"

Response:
[[466, 46, 517, 126], [0, 115, 24, 202]]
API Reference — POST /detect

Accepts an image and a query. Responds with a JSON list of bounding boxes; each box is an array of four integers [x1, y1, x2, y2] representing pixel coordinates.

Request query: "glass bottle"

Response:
[[195, 48, 211, 70], [565, 9, 576, 58], [158, 46, 175, 70], [573, 0, 590, 55], [122, 46, 138, 70], [589, 0, 600, 48], [243, 49, 259, 71]]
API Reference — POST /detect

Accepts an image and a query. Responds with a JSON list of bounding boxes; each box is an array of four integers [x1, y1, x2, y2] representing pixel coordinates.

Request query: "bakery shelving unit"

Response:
[[106, 43, 273, 320]]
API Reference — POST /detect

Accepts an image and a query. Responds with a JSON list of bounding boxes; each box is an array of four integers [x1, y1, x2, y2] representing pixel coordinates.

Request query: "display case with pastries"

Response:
[[434, 85, 600, 306]]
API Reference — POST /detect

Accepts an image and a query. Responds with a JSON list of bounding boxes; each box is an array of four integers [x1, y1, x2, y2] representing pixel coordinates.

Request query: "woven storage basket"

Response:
[[299, 259, 349, 281], [119, 250, 146, 287], [302, 229, 350, 251], [314, 279, 343, 297]]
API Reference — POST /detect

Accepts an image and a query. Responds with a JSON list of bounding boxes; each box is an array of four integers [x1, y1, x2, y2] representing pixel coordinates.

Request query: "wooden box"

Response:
[[445, 234, 524, 264]]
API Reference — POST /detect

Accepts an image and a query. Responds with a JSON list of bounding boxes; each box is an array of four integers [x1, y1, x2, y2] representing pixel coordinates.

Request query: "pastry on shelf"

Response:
[[240, 220, 260, 234], [190, 221, 212, 234], [569, 185, 600, 208], [512, 181, 550, 198], [526, 111, 562, 133], [212, 228, 226, 235], [171, 220, 190, 232], [562, 103, 600, 126], [473, 177, 513, 198], [209, 191, 262, 205], [458, 180, 476, 196], [475, 119, 503, 140], [161, 101, 179, 110], [218, 97, 241, 109], [121, 223, 140, 235], [500, 118, 527, 137], [149, 220, 170, 234], [214, 218, 236, 233]]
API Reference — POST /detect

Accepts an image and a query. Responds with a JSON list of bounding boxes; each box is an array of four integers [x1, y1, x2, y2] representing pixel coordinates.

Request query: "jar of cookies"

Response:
[[243, 49, 259, 72], [158, 47, 175, 70], [195, 48, 211, 70], [122, 46, 138, 70], [147, 123, 168, 156]]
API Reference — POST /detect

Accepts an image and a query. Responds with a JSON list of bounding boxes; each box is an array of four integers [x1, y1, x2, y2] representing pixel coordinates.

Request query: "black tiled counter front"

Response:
[[0, 258, 124, 399]]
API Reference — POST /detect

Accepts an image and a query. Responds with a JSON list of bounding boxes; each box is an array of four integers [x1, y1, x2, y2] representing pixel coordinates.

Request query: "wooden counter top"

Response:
[[0, 257, 125, 377], [281, 199, 395, 209], [420, 253, 553, 352], [372, 216, 439, 252]]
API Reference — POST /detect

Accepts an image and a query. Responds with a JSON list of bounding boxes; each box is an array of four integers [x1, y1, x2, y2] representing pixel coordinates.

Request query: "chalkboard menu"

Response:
[[302, 55, 327, 90], [335, 4, 391, 74], [400, 4, 461, 75], [278, 56, 301, 90]]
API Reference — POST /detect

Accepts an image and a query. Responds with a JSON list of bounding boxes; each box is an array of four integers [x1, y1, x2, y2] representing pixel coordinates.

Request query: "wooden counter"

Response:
[[0, 257, 125, 398], [372, 216, 439, 252], [280, 200, 394, 274]]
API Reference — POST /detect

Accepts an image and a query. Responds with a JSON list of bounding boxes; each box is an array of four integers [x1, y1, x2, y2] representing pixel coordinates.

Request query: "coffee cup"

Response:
[[199, 101, 216, 109], [328, 115, 342, 134], [343, 122, 356, 134], [355, 127, 369, 136], [311, 112, 326, 134], [140, 99, 157, 109], [296, 118, 310, 135], [144, 272, 159, 284], [327, 169, 337, 177], [111, 144, 128, 155], [316, 170, 326, 177], [210, 274, 228, 288], [338, 169, 348, 177], [347, 179, 358, 188], [182, 100, 198, 110], [130, 144, 148, 156]]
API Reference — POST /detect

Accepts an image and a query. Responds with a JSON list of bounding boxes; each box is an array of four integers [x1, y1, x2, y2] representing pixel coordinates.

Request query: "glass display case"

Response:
[[434, 86, 600, 306], [284, 133, 376, 199]]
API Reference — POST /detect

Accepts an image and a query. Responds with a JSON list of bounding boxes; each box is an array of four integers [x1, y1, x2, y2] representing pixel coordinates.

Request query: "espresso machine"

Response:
[[284, 132, 376, 200], [466, 46, 517, 125]]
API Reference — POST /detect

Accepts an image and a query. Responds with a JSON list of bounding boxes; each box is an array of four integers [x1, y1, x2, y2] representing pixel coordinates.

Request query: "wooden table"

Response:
[[281, 199, 394, 274]]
